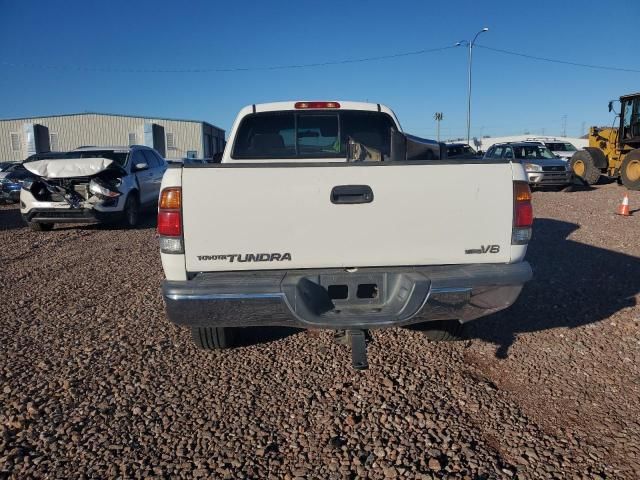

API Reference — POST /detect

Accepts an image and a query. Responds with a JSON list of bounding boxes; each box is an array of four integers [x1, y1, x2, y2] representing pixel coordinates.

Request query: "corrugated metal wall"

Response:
[[0, 113, 225, 161]]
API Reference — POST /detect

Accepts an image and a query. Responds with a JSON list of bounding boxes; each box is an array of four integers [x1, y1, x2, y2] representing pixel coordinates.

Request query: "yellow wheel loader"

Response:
[[571, 92, 640, 190]]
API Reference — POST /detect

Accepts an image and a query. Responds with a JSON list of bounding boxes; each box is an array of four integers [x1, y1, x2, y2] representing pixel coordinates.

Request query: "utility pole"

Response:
[[456, 27, 489, 146], [561, 115, 567, 137], [434, 112, 443, 141]]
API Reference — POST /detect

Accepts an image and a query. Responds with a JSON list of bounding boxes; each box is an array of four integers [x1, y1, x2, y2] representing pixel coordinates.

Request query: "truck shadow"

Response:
[[465, 218, 640, 358], [562, 177, 619, 193], [52, 211, 157, 231], [235, 326, 302, 347], [0, 205, 25, 231], [0, 204, 158, 232]]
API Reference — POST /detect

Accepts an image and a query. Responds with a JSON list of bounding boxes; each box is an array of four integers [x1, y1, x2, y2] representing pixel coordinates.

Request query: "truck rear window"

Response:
[[232, 111, 395, 159]]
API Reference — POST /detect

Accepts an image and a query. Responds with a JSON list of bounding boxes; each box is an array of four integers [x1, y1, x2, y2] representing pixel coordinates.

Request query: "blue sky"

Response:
[[1, 0, 639, 140]]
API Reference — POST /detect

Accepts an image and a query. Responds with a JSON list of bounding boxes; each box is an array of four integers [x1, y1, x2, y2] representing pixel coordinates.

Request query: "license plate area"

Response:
[[282, 270, 431, 326], [319, 273, 386, 306]]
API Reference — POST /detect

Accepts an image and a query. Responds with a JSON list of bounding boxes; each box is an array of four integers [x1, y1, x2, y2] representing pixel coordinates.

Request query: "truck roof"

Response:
[[251, 100, 385, 112]]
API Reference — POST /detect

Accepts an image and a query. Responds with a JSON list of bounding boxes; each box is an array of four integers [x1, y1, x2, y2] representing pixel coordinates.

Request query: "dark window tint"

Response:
[[490, 146, 504, 158], [232, 110, 395, 159], [233, 113, 296, 158], [512, 145, 555, 159], [154, 151, 166, 166], [142, 150, 159, 168], [297, 115, 340, 156], [340, 112, 393, 156], [546, 142, 576, 152], [447, 145, 477, 157], [130, 151, 147, 168]]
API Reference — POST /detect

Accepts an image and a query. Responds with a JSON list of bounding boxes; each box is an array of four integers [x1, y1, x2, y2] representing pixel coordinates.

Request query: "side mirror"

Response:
[[556, 154, 561, 158], [134, 162, 148, 171]]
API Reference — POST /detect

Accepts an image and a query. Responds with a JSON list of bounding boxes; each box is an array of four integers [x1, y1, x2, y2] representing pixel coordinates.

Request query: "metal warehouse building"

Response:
[[0, 112, 225, 162]]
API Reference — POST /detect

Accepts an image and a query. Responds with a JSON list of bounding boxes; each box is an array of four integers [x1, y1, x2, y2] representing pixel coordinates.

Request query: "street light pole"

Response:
[[458, 27, 489, 146], [434, 112, 443, 141]]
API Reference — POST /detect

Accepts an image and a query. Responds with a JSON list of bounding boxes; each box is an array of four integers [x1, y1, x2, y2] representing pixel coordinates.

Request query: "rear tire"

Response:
[[620, 150, 640, 191], [121, 194, 140, 227], [29, 222, 54, 232], [191, 327, 236, 349], [408, 320, 465, 342], [570, 150, 602, 185]]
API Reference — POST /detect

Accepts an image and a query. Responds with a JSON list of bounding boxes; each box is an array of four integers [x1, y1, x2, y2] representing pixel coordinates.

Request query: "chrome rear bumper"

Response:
[[163, 263, 532, 330]]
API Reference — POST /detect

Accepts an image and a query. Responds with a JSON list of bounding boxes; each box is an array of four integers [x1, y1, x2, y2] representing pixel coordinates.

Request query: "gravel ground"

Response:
[[1, 182, 639, 479]]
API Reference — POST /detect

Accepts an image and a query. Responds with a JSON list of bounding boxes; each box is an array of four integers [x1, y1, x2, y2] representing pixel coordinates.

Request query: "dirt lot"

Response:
[[1, 183, 639, 479]]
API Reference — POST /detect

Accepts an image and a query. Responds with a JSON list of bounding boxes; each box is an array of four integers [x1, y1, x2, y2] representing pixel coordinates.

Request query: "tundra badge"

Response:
[[197, 253, 292, 263]]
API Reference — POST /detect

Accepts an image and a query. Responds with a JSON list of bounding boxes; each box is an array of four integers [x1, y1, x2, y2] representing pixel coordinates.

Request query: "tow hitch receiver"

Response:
[[349, 329, 369, 370]]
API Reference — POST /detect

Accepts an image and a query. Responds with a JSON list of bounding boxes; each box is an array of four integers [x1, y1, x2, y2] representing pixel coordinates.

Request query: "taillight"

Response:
[[512, 181, 533, 245], [158, 211, 181, 236], [294, 101, 340, 109], [158, 187, 183, 253]]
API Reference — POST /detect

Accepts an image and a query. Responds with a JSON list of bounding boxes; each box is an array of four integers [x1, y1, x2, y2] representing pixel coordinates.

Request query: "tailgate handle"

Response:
[[330, 185, 374, 204]]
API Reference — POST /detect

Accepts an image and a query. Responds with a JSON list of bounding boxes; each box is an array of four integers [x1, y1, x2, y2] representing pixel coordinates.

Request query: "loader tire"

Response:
[[29, 222, 54, 232], [620, 150, 640, 191], [407, 320, 465, 342], [191, 327, 236, 349], [570, 150, 602, 185]]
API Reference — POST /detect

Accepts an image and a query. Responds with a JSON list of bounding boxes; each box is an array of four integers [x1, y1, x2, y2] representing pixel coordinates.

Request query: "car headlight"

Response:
[[524, 163, 542, 172], [89, 178, 121, 198]]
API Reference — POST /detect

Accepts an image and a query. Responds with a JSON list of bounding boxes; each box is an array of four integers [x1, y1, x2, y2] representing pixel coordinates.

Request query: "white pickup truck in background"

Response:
[[158, 101, 533, 369]]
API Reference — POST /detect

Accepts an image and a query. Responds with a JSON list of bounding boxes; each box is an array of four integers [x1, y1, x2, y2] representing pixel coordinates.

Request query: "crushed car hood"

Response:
[[24, 158, 115, 178]]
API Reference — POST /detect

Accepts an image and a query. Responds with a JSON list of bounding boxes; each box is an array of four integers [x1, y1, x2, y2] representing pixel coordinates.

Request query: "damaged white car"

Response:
[[21, 146, 166, 231]]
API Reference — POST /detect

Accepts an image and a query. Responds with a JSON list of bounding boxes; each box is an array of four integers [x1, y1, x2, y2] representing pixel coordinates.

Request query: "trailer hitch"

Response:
[[334, 329, 371, 370], [350, 330, 369, 370]]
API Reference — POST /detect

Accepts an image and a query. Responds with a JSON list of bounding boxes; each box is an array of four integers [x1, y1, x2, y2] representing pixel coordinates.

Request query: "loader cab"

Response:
[[618, 93, 640, 149]]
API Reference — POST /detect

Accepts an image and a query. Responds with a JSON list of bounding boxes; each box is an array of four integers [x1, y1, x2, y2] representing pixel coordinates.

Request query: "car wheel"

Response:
[[620, 150, 640, 191], [407, 320, 465, 342], [122, 194, 140, 227], [191, 327, 237, 349], [570, 150, 602, 185], [29, 222, 54, 232]]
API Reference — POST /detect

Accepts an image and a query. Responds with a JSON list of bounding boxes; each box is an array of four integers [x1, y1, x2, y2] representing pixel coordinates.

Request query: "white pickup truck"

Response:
[[158, 101, 533, 368]]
